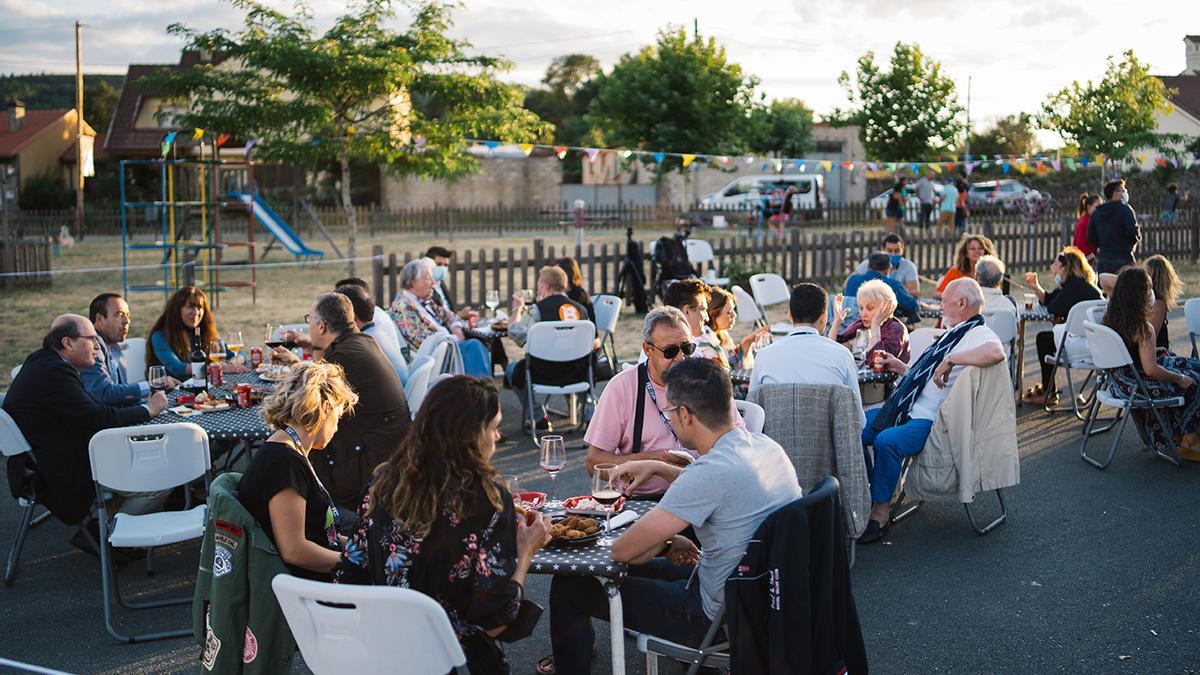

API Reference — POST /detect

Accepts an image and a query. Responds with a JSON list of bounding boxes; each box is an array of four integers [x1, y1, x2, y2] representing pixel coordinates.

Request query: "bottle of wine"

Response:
[[190, 325, 208, 387]]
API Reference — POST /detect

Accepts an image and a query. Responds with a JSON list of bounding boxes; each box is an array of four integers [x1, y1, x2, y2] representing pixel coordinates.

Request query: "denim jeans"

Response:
[[862, 407, 933, 504], [549, 558, 712, 675]]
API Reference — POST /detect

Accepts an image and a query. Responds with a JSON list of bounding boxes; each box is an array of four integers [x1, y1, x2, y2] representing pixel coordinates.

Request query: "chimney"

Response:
[[7, 100, 25, 131], [1186, 36, 1200, 75]]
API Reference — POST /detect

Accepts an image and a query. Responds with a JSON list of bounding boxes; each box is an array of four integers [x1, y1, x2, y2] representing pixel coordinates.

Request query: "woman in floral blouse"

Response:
[[389, 257, 494, 377], [335, 376, 551, 673]]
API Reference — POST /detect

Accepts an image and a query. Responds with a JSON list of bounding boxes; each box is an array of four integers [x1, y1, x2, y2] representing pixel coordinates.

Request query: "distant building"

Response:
[[1145, 35, 1200, 170], [0, 101, 97, 205]]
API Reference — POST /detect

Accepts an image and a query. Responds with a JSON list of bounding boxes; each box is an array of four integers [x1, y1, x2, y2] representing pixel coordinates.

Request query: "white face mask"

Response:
[[1121, 190, 1130, 204], [1053, 274, 1062, 286], [432, 265, 448, 282], [1148, 289, 1157, 308]]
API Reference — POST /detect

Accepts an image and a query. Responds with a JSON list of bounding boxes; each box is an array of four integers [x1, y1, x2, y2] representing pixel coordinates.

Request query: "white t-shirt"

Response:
[[748, 326, 866, 427], [908, 324, 1002, 421]]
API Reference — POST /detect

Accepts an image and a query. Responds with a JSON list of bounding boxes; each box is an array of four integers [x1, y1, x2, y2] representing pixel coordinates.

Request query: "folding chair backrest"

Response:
[[88, 423, 210, 493], [731, 285, 763, 324], [749, 273, 790, 309], [982, 307, 1018, 344], [121, 337, 148, 383], [404, 360, 436, 415], [526, 321, 596, 362], [734, 399, 765, 434], [0, 408, 31, 457], [415, 332, 460, 375], [1086, 304, 1106, 324], [1063, 299, 1107, 338], [592, 294, 622, 338], [272, 575, 468, 675], [907, 327, 946, 364], [1186, 298, 1200, 336], [1083, 321, 1135, 370], [685, 238, 715, 264]]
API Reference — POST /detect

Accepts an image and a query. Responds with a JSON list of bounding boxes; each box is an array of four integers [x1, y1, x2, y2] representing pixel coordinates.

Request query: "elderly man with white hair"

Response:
[[974, 254, 1017, 313], [857, 278, 1005, 544], [388, 257, 492, 377]]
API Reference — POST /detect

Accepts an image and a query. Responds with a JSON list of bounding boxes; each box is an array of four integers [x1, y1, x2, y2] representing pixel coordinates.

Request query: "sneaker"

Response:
[[523, 417, 551, 431]]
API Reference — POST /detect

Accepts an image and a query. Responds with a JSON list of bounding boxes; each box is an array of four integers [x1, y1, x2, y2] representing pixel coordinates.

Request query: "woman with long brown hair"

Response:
[[933, 233, 995, 300], [1022, 247, 1102, 403], [1102, 266, 1200, 459], [335, 376, 552, 671], [146, 286, 246, 379], [705, 286, 768, 369], [1098, 254, 1183, 353]]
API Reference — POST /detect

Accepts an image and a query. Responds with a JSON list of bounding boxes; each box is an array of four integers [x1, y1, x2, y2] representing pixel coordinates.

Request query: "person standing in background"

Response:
[[954, 175, 970, 231], [1086, 179, 1140, 274], [937, 178, 959, 234], [1161, 184, 1188, 223], [915, 171, 936, 227], [1072, 194, 1100, 264]]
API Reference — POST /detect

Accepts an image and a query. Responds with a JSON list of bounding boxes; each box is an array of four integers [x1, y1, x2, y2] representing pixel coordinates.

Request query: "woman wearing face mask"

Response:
[[1021, 247, 1101, 404], [1102, 266, 1200, 460], [829, 279, 911, 362], [933, 233, 995, 300]]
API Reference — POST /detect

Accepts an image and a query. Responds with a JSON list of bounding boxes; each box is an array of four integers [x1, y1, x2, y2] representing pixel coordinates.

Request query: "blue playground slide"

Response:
[[229, 192, 324, 258]]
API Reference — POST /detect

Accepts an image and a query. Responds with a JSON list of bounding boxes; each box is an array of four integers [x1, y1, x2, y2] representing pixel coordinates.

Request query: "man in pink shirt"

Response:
[[586, 306, 741, 496]]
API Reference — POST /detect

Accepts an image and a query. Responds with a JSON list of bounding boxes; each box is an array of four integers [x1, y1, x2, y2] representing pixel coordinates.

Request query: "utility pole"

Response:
[[74, 20, 85, 240], [693, 18, 699, 40], [963, 75, 972, 159]]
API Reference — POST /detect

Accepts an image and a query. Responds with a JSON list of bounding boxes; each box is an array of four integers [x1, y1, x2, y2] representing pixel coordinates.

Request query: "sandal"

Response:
[[536, 656, 556, 674], [1021, 385, 1045, 403]]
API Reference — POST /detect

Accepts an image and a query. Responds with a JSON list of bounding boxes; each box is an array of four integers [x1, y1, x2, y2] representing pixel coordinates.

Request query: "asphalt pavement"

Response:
[[2, 324, 1199, 674]]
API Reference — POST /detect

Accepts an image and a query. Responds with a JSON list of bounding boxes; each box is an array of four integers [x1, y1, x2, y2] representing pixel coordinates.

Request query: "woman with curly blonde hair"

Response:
[[335, 376, 552, 672], [238, 361, 358, 579]]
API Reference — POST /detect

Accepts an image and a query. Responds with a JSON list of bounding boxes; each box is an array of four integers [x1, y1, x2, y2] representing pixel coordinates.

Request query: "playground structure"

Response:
[[118, 155, 332, 306]]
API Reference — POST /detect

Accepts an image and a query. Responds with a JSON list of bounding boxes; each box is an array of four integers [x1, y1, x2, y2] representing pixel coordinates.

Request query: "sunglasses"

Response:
[[646, 341, 697, 359]]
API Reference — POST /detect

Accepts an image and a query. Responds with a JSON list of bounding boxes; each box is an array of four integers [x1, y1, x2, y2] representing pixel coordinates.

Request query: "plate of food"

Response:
[[189, 391, 232, 412], [547, 514, 602, 547], [562, 495, 626, 517], [256, 363, 289, 382], [515, 491, 547, 511], [169, 405, 201, 417]]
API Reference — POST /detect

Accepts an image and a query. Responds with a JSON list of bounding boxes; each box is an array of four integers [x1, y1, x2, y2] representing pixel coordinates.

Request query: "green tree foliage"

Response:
[[1040, 50, 1176, 161], [746, 98, 814, 157], [833, 42, 965, 161], [968, 113, 1038, 157], [83, 80, 119, 130], [523, 54, 601, 182], [144, 0, 550, 275], [586, 27, 761, 174], [0, 74, 123, 130], [18, 173, 74, 210]]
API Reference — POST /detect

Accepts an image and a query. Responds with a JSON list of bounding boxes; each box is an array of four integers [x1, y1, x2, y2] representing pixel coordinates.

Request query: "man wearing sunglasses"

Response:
[[585, 306, 742, 498]]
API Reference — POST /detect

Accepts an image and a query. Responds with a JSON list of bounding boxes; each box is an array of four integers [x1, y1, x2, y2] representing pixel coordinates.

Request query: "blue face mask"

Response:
[[432, 265, 448, 282], [889, 255, 903, 269]]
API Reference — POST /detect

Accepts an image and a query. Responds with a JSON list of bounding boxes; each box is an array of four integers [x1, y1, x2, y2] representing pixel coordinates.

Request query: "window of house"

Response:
[[814, 140, 843, 154]]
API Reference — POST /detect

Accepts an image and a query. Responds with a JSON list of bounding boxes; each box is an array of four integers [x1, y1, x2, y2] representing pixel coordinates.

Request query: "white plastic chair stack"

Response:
[[120, 337, 148, 384], [731, 285, 764, 327], [88, 422, 211, 642], [748, 273, 790, 317], [524, 320, 597, 441], [685, 239, 729, 286], [272, 575, 469, 675]]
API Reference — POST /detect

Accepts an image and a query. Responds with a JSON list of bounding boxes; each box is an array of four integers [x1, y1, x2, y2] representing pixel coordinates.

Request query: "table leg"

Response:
[[1016, 318, 1027, 405], [601, 577, 626, 675]]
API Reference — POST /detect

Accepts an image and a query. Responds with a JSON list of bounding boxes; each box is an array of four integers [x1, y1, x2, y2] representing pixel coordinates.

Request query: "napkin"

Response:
[[606, 509, 639, 532]]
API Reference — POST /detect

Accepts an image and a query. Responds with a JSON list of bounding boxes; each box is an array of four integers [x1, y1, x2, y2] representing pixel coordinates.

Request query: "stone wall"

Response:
[[379, 155, 562, 208]]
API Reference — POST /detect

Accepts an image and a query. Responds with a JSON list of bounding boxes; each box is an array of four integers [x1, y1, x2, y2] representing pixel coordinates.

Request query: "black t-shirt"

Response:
[[1043, 276, 1102, 323], [238, 441, 340, 580]]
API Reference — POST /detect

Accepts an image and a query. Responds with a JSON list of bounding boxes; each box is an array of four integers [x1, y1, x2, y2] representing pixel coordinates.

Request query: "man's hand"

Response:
[[163, 376, 182, 392], [933, 357, 954, 388], [457, 306, 473, 320], [617, 459, 675, 494], [270, 346, 301, 366], [642, 450, 692, 467], [147, 390, 168, 416], [223, 362, 249, 374], [666, 535, 700, 566], [878, 352, 909, 374], [282, 330, 311, 348]]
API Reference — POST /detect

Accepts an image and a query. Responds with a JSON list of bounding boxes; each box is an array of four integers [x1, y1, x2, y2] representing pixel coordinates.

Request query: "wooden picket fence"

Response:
[[371, 211, 1200, 310]]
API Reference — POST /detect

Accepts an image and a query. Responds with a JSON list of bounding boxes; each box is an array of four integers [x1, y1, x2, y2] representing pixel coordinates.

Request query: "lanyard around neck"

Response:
[[643, 376, 678, 442]]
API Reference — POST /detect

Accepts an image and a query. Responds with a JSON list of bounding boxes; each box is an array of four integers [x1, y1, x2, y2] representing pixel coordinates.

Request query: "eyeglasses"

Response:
[[663, 404, 687, 416], [645, 341, 697, 359]]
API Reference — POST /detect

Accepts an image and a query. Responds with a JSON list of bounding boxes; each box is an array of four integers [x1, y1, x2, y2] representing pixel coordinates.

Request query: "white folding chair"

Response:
[[272, 575, 469, 675], [404, 359, 437, 419], [982, 307, 1019, 399], [1043, 299, 1107, 418], [88, 423, 211, 642], [414, 332, 462, 375], [1080, 321, 1184, 470], [120, 337, 147, 384], [906, 327, 946, 364], [731, 285, 764, 327], [1, 407, 50, 587], [685, 239, 729, 286], [524, 320, 597, 442], [592, 293, 622, 348], [1185, 298, 1200, 358], [748, 273, 790, 315], [734, 399, 765, 434]]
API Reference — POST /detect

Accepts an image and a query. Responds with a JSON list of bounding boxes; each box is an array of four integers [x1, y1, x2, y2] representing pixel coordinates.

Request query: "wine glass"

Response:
[[148, 365, 167, 393], [485, 290, 501, 317], [592, 464, 621, 547], [264, 323, 282, 349], [851, 330, 869, 368], [208, 339, 226, 364], [520, 288, 534, 305], [539, 435, 567, 511], [227, 331, 245, 365]]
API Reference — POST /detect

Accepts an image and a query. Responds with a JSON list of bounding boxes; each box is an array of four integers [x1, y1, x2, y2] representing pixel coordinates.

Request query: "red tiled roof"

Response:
[[105, 52, 226, 157], [1159, 75, 1200, 123], [0, 109, 71, 159], [60, 133, 106, 163]]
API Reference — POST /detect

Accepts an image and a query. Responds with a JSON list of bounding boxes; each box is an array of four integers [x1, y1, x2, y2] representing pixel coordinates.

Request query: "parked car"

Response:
[[698, 174, 825, 218], [867, 184, 944, 223], [967, 179, 1027, 207]]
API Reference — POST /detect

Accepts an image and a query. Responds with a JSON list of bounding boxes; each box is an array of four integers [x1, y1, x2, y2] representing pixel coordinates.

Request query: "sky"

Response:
[[2, 0, 1199, 146]]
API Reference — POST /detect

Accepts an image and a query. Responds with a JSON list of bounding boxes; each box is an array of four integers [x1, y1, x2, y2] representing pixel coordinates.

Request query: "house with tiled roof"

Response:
[[1145, 35, 1200, 169], [0, 101, 96, 204], [104, 51, 226, 159]]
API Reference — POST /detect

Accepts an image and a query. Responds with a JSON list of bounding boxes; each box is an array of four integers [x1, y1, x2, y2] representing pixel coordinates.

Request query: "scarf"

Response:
[[871, 314, 985, 432]]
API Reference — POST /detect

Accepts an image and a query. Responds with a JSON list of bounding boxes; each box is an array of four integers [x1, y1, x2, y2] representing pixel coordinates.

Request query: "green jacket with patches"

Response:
[[194, 472, 295, 673]]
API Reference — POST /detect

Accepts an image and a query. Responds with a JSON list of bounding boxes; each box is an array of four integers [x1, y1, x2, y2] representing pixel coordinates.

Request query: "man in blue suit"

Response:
[[82, 293, 178, 405]]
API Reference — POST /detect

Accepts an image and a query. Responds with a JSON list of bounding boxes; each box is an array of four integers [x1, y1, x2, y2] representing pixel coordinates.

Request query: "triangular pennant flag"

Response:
[[910, 163, 919, 174], [1066, 158, 1077, 171], [1170, 158, 1178, 168], [772, 159, 783, 172], [844, 162, 855, 172], [797, 162, 806, 172], [681, 154, 695, 167], [1036, 160, 1044, 173], [1001, 162, 1011, 174], [553, 145, 568, 159], [1079, 156, 1088, 168], [216, 133, 230, 148], [1017, 161, 1028, 174], [964, 161, 976, 176], [518, 143, 534, 156], [585, 148, 600, 162], [619, 149, 633, 159], [243, 138, 259, 160], [946, 162, 955, 171], [484, 140, 500, 150], [929, 163, 942, 174], [192, 128, 205, 142], [980, 161, 991, 169], [821, 160, 832, 172], [1155, 156, 1168, 168], [160, 131, 178, 158], [652, 152, 665, 164], [1051, 159, 1061, 172], [761, 162, 771, 171], [867, 162, 878, 171]]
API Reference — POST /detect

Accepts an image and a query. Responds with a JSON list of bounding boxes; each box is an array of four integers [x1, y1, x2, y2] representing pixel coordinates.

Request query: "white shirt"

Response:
[[366, 305, 410, 385], [981, 288, 1016, 314], [908, 324, 1003, 421], [748, 326, 865, 427]]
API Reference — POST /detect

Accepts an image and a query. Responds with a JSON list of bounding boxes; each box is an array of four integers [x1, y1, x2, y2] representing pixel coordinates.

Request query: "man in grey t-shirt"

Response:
[[548, 358, 801, 674]]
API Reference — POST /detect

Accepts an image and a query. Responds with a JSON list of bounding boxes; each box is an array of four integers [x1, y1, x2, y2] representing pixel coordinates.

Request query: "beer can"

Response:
[[871, 349, 888, 372], [209, 362, 223, 387], [250, 346, 263, 367], [468, 311, 480, 328], [236, 384, 252, 408]]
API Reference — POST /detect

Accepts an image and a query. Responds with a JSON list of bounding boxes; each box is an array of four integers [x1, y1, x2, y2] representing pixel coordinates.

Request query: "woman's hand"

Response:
[[516, 512, 552, 561], [833, 294, 849, 323], [1023, 272, 1040, 289]]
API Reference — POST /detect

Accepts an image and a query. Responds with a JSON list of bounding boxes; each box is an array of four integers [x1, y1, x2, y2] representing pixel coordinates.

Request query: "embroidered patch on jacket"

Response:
[[213, 544, 233, 578], [242, 626, 259, 663]]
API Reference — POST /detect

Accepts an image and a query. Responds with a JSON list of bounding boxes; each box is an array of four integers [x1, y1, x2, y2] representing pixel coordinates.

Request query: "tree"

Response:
[[1040, 50, 1177, 163], [523, 54, 601, 182], [145, 0, 550, 276], [833, 42, 965, 161], [746, 98, 814, 157], [586, 27, 761, 174], [968, 114, 1038, 157], [83, 80, 118, 131]]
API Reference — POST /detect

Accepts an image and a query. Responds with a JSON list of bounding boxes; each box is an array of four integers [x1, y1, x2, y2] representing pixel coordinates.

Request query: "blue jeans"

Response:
[[550, 559, 712, 675], [862, 408, 934, 504], [459, 337, 492, 378]]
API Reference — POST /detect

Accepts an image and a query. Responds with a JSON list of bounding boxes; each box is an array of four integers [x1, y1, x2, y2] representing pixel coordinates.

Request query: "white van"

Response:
[[699, 174, 825, 217]]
